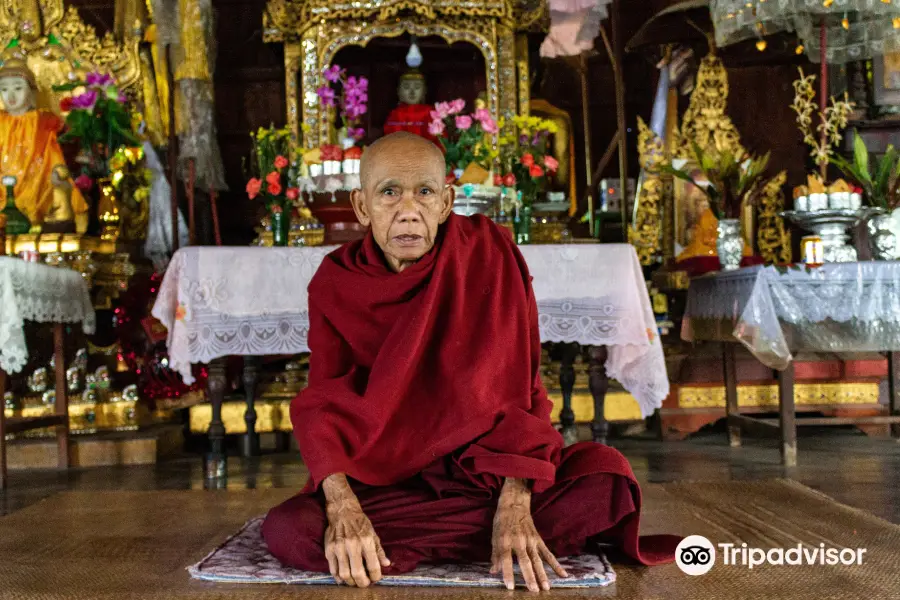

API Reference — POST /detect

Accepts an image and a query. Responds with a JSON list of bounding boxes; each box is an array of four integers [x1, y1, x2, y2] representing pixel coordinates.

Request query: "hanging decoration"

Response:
[[539, 0, 614, 58], [710, 0, 900, 63]]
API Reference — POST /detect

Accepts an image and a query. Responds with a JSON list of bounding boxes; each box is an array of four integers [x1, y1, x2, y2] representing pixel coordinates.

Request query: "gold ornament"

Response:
[[756, 39, 767, 51]]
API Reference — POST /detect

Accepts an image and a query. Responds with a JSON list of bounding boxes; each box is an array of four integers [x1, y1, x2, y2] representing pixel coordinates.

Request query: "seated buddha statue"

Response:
[[0, 59, 88, 230], [383, 69, 436, 143]]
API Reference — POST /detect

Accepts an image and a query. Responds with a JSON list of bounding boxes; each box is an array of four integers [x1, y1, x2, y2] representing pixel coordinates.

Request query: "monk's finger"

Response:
[[336, 545, 354, 586], [362, 538, 383, 583], [539, 542, 568, 578], [348, 542, 371, 588], [529, 546, 550, 591], [501, 551, 516, 591], [516, 544, 539, 593], [375, 538, 391, 567], [325, 546, 339, 583]]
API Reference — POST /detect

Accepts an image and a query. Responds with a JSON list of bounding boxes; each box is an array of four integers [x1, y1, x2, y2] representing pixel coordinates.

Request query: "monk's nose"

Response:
[[396, 194, 421, 222]]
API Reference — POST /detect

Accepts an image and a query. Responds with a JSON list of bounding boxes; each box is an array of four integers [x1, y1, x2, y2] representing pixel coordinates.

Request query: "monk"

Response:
[[262, 132, 678, 591]]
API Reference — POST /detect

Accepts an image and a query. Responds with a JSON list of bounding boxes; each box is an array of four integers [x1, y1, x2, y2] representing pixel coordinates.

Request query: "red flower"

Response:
[[446, 173, 457, 185], [267, 181, 283, 196], [265, 171, 280, 186], [274, 155, 289, 169], [493, 174, 503, 187], [270, 204, 283, 214], [74, 174, 94, 191], [529, 164, 544, 178], [59, 97, 73, 113], [520, 153, 535, 167], [543, 156, 559, 172], [246, 178, 262, 199], [286, 187, 299, 201], [502, 173, 516, 187]]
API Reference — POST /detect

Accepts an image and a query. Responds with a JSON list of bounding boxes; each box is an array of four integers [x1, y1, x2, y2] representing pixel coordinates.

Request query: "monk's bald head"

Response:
[[359, 132, 446, 190], [350, 132, 454, 273]]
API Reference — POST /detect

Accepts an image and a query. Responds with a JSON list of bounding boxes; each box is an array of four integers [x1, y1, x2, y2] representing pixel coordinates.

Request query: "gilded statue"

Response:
[[0, 59, 88, 230], [383, 69, 436, 142]]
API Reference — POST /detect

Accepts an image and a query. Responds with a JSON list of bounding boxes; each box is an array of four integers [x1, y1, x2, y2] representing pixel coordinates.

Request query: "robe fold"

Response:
[[264, 214, 678, 573]]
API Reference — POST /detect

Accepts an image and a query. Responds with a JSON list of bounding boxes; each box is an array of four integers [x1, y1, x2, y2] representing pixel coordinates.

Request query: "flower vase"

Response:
[[868, 213, 898, 260], [716, 218, 743, 271], [515, 203, 533, 245], [271, 209, 290, 246]]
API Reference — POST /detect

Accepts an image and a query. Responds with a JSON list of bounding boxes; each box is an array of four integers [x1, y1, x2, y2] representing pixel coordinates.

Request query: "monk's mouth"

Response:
[[393, 234, 423, 246]]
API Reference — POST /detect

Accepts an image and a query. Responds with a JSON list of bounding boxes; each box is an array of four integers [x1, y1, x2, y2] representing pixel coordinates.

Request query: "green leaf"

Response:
[[853, 132, 870, 179]]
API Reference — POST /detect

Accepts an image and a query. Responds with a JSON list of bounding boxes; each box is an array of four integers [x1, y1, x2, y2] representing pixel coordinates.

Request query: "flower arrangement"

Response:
[[428, 99, 498, 182], [53, 72, 140, 182], [245, 126, 298, 213], [317, 65, 368, 146], [496, 115, 560, 205], [660, 142, 775, 220], [109, 145, 152, 238]]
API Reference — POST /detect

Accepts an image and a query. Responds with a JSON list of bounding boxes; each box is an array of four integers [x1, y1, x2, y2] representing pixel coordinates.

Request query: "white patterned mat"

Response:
[[188, 517, 616, 589]]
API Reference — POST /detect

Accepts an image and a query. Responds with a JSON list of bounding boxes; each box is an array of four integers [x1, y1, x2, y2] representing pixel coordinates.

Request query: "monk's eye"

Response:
[[419, 187, 434, 196], [380, 187, 398, 196]]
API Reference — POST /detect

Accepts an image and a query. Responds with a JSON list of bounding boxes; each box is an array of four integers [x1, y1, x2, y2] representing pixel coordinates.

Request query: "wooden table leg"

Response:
[[205, 358, 227, 479], [778, 362, 797, 467], [0, 369, 7, 490], [241, 356, 260, 457], [558, 343, 579, 446], [888, 351, 900, 438], [588, 346, 609, 444], [53, 324, 69, 470], [723, 343, 740, 448]]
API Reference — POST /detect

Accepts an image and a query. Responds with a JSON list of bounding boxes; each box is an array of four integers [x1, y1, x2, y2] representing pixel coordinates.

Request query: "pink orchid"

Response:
[[433, 101, 451, 119], [323, 65, 344, 83], [428, 120, 446, 136], [316, 86, 336, 107], [455, 115, 473, 130], [448, 98, 466, 114], [70, 90, 98, 110]]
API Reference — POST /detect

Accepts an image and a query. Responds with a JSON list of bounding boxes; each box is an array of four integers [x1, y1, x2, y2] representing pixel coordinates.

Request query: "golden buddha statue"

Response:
[[0, 59, 89, 230]]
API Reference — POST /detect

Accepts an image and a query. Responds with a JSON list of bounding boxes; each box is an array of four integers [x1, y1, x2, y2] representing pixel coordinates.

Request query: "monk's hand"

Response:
[[322, 473, 391, 588], [490, 478, 568, 592]]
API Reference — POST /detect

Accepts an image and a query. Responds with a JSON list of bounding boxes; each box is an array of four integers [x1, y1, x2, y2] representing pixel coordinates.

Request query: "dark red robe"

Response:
[[262, 214, 678, 573], [383, 103, 437, 143]]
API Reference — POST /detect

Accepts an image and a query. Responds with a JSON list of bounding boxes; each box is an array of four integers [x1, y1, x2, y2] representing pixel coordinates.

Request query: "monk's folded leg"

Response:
[[530, 442, 679, 565], [262, 480, 496, 574]]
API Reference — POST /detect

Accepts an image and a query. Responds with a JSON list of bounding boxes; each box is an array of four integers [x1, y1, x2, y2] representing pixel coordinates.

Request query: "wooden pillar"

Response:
[[558, 343, 579, 446], [53, 324, 69, 469], [241, 357, 261, 457], [611, 0, 629, 234], [205, 358, 227, 479], [0, 369, 7, 490], [722, 343, 740, 447], [779, 362, 797, 467], [588, 346, 609, 444]]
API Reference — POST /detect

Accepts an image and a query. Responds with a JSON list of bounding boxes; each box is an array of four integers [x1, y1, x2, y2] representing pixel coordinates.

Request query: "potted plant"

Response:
[[428, 99, 498, 185], [53, 72, 140, 237], [496, 115, 560, 243], [831, 131, 900, 259], [245, 126, 297, 246], [659, 142, 774, 270]]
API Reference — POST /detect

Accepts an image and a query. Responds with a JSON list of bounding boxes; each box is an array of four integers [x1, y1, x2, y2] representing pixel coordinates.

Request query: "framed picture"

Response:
[[872, 53, 900, 107]]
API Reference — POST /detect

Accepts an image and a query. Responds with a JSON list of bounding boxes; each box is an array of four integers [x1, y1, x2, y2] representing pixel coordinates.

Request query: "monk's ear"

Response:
[[438, 184, 455, 222], [350, 188, 371, 227]]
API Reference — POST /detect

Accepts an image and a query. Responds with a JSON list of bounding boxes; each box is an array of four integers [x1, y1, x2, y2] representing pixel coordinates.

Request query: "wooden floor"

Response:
[[0, 426, 899, 600]]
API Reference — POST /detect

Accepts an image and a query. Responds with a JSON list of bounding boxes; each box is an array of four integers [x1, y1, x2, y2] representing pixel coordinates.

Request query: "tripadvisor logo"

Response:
[[675, 535, 867, 575]]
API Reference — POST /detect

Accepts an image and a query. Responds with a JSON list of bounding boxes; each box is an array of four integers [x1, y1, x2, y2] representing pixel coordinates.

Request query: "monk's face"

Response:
[[0, 76, 33, 116], [351, 133, 454, 272]]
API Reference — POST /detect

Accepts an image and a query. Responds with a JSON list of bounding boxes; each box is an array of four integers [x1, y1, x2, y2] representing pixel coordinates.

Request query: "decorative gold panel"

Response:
[[678, 382, 879, 409]]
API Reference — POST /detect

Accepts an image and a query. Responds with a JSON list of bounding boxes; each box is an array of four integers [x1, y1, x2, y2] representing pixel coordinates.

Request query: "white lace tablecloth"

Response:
[[152, 244, 668, 416], [682, 262, 900, 370], [0, 257, 95, 374]]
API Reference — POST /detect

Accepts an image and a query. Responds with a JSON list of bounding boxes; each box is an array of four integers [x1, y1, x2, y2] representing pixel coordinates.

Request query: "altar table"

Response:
[[0, 257, 95, 488], [153, 244, 668, 470], [683, 263, 900, 466]]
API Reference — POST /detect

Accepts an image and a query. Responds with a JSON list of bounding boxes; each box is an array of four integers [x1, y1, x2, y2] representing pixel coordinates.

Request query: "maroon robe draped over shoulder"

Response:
[[262, 214, 678, 573]]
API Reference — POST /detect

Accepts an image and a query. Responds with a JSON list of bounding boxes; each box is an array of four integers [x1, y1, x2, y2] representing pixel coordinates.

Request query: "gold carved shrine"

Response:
[[263, 0, 545, 146], [630, 53, 791, 271]]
